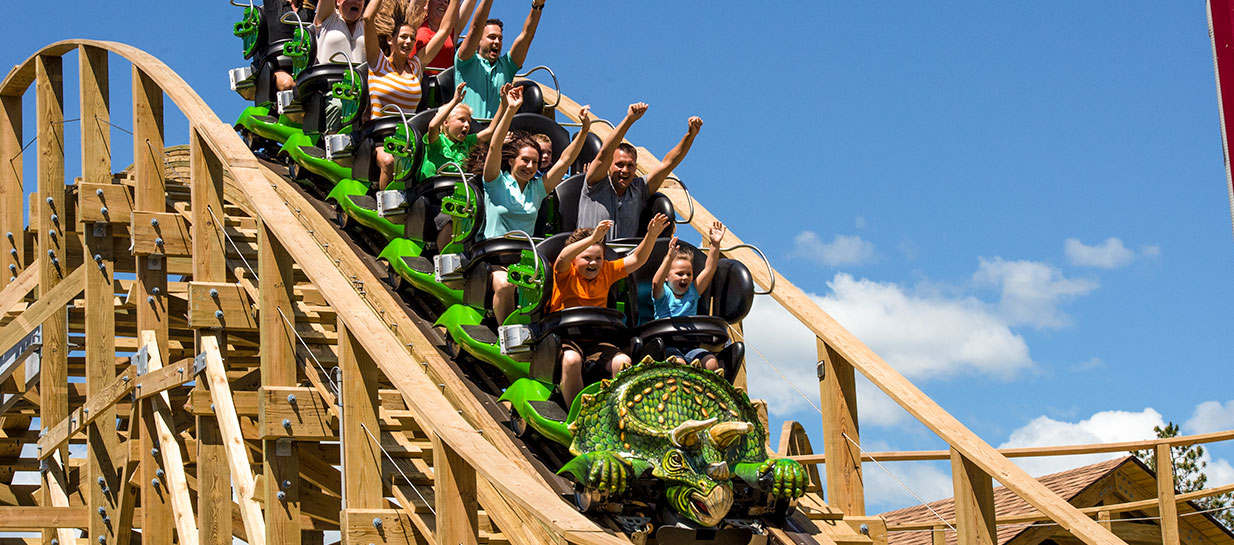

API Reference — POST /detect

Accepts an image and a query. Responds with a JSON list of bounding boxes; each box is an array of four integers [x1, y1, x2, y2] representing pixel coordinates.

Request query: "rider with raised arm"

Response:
[[580, 104, 704, 239], [416, 0, 477, 74], [477, 85, 591, 324], [363, 0, 460, 189], [313, 0, 365, 134], [454, 0, 546, 119]]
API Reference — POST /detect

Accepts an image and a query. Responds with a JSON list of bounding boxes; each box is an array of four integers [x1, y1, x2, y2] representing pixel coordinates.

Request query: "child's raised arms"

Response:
[[554, 220, 612, 274], [651, 235, 679, 300], [622, 214, 670, 276], [542, 105, 591, 193], [694, 221, 726, 293]]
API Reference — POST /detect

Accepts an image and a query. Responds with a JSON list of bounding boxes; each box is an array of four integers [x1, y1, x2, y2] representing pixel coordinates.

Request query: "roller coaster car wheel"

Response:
[[239, 129, 257, 150], [572, 484, 603, 513], [508, 406, 530, 438], [333, 204, 350, 229], [286, 161, 300, 180], [381, 260, 403, 291]]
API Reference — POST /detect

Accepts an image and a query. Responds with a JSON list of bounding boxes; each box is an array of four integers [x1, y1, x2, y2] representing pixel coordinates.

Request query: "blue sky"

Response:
[[6, 1, 1234, 515]]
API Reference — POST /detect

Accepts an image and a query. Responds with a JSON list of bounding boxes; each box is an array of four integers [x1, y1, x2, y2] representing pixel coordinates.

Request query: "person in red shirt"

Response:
[[551, 214, 669, 403], [415, 0, 476, 74]]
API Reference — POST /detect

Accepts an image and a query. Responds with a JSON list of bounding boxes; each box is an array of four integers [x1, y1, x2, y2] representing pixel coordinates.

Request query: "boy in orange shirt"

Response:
[[551, 214, 670, 403]]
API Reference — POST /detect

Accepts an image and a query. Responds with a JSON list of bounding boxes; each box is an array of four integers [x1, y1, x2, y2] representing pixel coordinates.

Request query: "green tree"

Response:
[[1132, 422, 1234, 530]]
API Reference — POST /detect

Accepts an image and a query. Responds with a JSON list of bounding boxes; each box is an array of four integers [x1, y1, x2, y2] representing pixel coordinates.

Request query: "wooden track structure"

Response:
[[0, 39, 1229, 545]]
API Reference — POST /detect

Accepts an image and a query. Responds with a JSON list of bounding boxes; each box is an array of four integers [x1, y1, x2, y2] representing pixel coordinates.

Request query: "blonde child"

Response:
[[650, 221, 727, 371]]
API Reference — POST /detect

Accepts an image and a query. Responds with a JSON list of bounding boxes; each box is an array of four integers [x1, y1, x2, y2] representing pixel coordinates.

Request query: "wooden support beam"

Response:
[[201, 335, 265, 545], [342, 509, 419, 545], [42, 451, 78, 545], [818, 337, 864, 515], [0, 506, 88, 530], [1156, 444, 1180, 545], [260, 216, 302, 544], [434, 434, 479, 545], [77, 182, 133, 224], [0, 264, 38, 318], [0, 94, 22, 289], [130, 211, 191, 256], [189, 281, 257, 330], [340, 321, 384, 544], [133, 357, 195, 399], [951, 448, 996, 545], [139, 331, 199, 544], [259, 386, 335, 440], [81, 43, 120, 545]]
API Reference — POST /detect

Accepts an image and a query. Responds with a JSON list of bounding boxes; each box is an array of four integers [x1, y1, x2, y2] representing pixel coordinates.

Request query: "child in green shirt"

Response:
[[420, 82, 508, 179]]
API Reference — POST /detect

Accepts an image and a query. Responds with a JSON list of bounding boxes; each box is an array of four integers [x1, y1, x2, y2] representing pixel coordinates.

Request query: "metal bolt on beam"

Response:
[[150, 218, 159, 227], [372, 518, 383, 529], [45, 197, 54, 206], [287, 394, 297, 404], [100, 206, 108, 215], [277, 490, 287, 501], [151, 478, 159, 488], [155, 237, 164, 246], [281, 479, 292, 489], [282, 418, 292, 428], [50, 214, 58, 224], [215, 310, 224, 319], [95, 189, 104, 197], [209, 288, 219, 298], [155, 468, 165, 479]]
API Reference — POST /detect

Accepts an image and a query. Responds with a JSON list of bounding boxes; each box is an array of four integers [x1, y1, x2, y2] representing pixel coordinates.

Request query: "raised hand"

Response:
[[708, 221, 725, 246], [506, 85, 524, 110], [579, 105, 592, 128], [453, 82, 467, 101], [627, 102, 648, 121], [667, 235, 679, 255], [687, 116, 703, 135], [592, 220, 613, 241], [647, 213, 669, 237]]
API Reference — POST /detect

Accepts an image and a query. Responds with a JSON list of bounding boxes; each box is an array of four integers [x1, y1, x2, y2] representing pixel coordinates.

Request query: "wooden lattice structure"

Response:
[[0, 39, 1230, 545]]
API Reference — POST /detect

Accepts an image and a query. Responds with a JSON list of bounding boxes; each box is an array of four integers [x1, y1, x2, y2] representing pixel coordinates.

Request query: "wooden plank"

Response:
[[258, 385, 335, 440], [1156, 444, 1180, 545], [818, 337, 864, 515], [81, 44, 119, 545], [201, 335, 266, 545], [0, 94, 22, 289], [37, 365, 136, 455], [130, 211, 191, 256], [951, 448, 995, 545], [77, 182, 134, 224], [42, 451, 77, 545], [342, 509, 421, 545], [0, 264, 38, 317], [260, 217, 301, 545], [188, 281, 257, 330], [135, 62, 173, 545], [0, 506, 88, 529], [134, 356, 195, 399], [340, 321, 383, 512], [434, 434, 479, 545], [140, 331, 199, 544]]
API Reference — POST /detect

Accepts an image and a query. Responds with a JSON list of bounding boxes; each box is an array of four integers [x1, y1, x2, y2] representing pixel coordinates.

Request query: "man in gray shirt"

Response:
[[579, 102, 703, 239]]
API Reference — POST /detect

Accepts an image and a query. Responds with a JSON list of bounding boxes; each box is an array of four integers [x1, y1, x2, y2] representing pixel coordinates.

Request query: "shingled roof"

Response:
[[878, 456, 1234, 545]]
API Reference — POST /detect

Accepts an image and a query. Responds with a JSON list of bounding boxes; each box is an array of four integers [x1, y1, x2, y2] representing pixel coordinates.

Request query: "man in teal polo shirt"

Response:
[[454, 0, 546, 119]]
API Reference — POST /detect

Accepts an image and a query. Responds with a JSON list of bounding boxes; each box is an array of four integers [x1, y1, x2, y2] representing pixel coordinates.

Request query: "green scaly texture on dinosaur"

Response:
[[559, 359, 809, 527]]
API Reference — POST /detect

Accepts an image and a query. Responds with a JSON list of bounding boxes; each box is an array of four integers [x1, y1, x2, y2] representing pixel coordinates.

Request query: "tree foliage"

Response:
[[1132, 422, 1234, 531]]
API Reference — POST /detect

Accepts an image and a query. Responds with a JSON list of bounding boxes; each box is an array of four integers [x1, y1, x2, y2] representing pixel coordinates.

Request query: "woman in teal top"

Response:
[[479, 85, 591, 323]]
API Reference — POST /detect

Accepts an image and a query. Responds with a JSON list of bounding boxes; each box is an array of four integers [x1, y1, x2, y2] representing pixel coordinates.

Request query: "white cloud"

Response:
[[973, 257, 1097, 329], [855, 216, 867, 229], [1064, 237, 1136, 269], [1185, 400, 1234, 434], [998, 408, 1164, 477], [1072, 357, 1106, 372], [789, 231, 876, 267], [864, 461, 955, 511], [741, 272, 1037, 423], [1140, 245, 1161, 259], [821, 273, 1034, 380]]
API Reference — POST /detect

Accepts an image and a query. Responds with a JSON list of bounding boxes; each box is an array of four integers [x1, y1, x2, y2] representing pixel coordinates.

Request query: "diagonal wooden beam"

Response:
[[201, 334, 265, 545], [0, 264, 37, 316], [36, 364, 136, 456], [0, 265, 83, 355], [140, 330, 199, 545]]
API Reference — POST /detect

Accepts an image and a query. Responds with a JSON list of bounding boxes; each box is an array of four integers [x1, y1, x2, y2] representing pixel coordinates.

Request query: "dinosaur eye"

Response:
[[663, 450, 686, 472]]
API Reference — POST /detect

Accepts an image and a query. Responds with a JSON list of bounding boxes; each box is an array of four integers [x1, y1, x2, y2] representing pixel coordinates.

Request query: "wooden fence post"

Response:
[[435, 435, 479, 545], [0, 92, 22, 288], [1156, 444, 1180, 545], [950, 448, 996, 545], [339, 321, 384, 544], [818, 337, 865, 515]]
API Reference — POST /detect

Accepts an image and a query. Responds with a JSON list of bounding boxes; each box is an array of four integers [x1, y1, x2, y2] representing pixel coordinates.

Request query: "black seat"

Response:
[[294, 63, 351, 135], [350, 116, 425, 185], [509, 113, 569, 165], [421, 67, 455, 111], [571, 132, 601, 176], [403, 174, 485, 247], [253, 39, 293, 106]]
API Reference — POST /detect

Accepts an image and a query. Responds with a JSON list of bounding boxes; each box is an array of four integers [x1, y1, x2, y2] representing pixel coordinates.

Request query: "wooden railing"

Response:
[[0, 39, 629, 545]]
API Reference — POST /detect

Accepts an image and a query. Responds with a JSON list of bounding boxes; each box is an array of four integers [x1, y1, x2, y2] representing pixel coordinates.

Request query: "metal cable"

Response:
[[359, 422, 436, 516], [841, 432, 957, 534], [205, 204, 259, 282], [275, 305, 341, 398], [725, 324, 820, 414]]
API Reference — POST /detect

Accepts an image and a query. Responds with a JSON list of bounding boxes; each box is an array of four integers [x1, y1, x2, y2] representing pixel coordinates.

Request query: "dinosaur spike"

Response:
[[639, 355, 655, 366], [709, 421, 754, 449], [689, 358, 702, 368], [713, 367, 725, 376], [734, 386, 745, 395], [600, 379, 612, 388], [581, 394, 594, 406]]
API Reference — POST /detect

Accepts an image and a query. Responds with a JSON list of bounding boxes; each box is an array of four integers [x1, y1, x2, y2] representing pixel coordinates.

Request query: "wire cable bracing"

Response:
[[359, 422, 436, 516]]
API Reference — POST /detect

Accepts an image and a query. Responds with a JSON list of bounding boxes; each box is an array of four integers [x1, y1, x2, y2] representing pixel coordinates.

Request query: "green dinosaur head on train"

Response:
[[559, 359, 809, 527]]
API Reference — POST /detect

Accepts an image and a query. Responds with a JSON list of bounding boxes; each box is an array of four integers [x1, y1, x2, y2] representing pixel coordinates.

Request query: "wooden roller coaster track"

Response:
[[0, 38, 1229, 545]]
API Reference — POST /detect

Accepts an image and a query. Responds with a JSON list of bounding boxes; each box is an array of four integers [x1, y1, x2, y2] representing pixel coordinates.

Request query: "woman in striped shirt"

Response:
[[363, 0, 460, 190]]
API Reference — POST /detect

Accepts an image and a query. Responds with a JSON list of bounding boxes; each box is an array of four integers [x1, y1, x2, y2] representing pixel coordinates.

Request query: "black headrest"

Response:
[[294, 63, 349, 95], [509, 113, 569, 167], [533, 173, 585, 237], [708, 259, 754, 323], [625, 237, 691, 325], [571, 132, 602, 176], [403, 175, 484, 245], [513, 80, 545, 115]]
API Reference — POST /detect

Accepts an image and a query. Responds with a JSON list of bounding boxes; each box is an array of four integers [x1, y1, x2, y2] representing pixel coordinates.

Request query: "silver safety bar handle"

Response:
[[503, 230, 542, 282], [712, 243, 775, 295], [379, 105, 413, 143], [437, 161, 474, 210], [230, 0, 254, 7], [280, 10, 310, 28], [515, 66, 561, 109], [328, 51, 357, 73], [666, 175, 695, 224]]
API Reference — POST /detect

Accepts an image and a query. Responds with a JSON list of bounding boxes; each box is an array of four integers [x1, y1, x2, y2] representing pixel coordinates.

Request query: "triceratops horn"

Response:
[[670, 417, 719, 449], [709, 421, 754, 449]]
